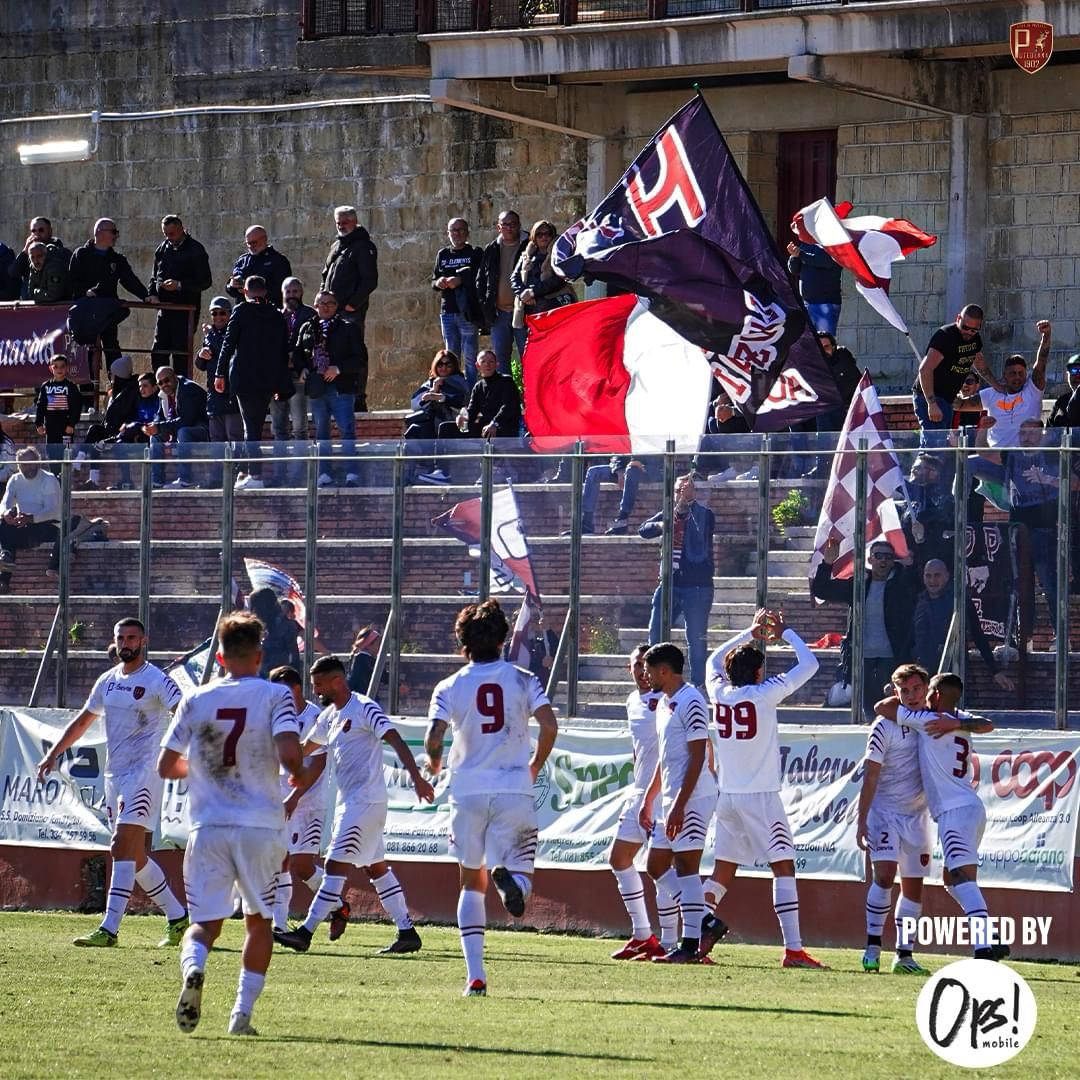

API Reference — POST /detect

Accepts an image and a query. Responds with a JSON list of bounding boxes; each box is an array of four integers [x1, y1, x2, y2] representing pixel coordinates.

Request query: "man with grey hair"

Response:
[[322, 206, 377, 411], [25, 241, 70, 303], [0, 447, 62, 594], [149, 214, 213, 378], [227, 225, 292, 308], [11, 216, 68, 299], [432, 217, 482, 384]]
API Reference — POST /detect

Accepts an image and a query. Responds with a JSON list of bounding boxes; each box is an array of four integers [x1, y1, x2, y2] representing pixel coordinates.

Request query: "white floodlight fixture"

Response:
[[17, 111, 100, 165]]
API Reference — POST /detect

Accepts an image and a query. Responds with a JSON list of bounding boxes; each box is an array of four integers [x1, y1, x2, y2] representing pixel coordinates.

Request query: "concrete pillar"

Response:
[[583, 136, 626, 299], [946, 114, 988, 318]]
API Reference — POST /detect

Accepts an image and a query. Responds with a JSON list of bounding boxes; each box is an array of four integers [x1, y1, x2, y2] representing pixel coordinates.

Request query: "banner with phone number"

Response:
[[1, 709, 1077, 891]]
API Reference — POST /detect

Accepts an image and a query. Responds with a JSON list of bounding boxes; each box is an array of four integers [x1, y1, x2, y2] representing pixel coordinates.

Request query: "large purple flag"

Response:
[[553, 95, 841, 431]]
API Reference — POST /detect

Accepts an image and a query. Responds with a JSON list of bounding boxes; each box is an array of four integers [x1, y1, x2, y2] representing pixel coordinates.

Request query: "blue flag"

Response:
[[553, 95, 842, 431]]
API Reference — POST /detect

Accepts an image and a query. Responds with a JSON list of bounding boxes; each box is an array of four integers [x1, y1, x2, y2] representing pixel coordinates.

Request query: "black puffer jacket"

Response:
[[322, 227, 378, 316]]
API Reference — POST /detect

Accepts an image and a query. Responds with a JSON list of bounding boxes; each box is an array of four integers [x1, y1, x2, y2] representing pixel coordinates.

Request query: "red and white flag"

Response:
[[522, 292, 713, 454], [505, 594, 537, 668], [791, 198, 937, 334], [809, 371, 910, 590]]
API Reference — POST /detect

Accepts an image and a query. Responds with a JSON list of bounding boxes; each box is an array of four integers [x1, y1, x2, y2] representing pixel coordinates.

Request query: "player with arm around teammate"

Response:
[[873, 672, 1001, 961], [703, 609, 828, 969], [267, 666, 329, 935], [274, 654, 435, 955], [425, 599, 558, 997], [637, 641, 724, 965], [37, 617, 189, 948], [157, 612, 305, 1036], [856, 663, 935, 975]]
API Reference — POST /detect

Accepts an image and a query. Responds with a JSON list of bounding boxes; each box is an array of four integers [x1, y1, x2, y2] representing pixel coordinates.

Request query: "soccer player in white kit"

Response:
[[608, 645, 671, 960], [157, 612, 305, 1036], [37, 617, 188, 948], [638, 641, 721, 965], [274, 654, 435, 954], [425, 600, 558, 997], [874, 672, 999, 960], [705, 609, 827, 969], [267, 666, 329, 935], [856, 663, 935, 975]]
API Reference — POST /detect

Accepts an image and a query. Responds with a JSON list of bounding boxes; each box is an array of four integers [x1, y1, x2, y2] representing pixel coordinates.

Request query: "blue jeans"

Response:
[[913, 391, 954, 443], [440, 312, 479, 385], [489, 309, 525, 376], [149, 425, 209, 485], [648, 583, 714, 688], [270, 376, 310, 483], [581, 462, 644, 530], [1030, 526, 1058, 623], [806, 302, 841, 335], [311, 384, 358, 482]]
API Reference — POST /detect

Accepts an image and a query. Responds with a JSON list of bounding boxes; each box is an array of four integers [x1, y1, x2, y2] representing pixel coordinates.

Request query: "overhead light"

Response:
[[17, 138, 91, 165]]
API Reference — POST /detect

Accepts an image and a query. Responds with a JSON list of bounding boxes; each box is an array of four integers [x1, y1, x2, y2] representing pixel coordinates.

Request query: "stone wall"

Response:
[[0, 1, 587, 408]]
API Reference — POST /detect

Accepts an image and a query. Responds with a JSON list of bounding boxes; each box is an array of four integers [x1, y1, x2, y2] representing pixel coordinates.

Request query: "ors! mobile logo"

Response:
[[915, 959, 1037, 1068]]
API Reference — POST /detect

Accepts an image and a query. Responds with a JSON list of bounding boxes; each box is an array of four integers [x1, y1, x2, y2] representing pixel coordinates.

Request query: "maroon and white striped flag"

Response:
[[809, 371, 910, 591], [791, 198, 937, 333]]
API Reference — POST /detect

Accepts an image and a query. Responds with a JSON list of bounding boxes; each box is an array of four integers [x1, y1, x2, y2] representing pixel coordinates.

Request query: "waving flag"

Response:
[[244, 558, 307, 626], [791, 198, 937, 333], [549, 94, 840, 432], [809, 371, 910, 591], [433, 483, 540, 597]]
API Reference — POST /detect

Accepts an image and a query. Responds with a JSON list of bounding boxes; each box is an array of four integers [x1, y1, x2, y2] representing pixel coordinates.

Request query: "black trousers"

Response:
[[151, 308, 195, 378], [237, 392, 274, 477]]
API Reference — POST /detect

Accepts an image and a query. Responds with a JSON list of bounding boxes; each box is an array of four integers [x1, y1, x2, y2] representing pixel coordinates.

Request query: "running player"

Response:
[[856, 663, 934, 974], [704, 609, 827, 969], [873, 671, 999, 960], [274, 655, 434, 954], [37, 617, 188, 948], [638, 642, 721, 965], [267, 666, 329, 935], [608, 646, 669, 960], [158, 612, 304, 1036], [425, 599, 558, 997]]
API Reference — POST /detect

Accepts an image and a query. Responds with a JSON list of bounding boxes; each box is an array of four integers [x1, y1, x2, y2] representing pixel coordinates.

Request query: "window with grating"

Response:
[[312, 0, 344, 35], [666, 0, 740, 16], [756, 0, 844, 8], [435, 0, 476, 30], [382, 0, 419, 31], [345, 0, 371, 33], [576, 0, 649, 21]]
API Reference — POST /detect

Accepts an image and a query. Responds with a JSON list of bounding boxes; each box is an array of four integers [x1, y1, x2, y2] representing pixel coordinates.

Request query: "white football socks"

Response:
[[951, 880, 991, 952], [457, 889, 487, 984], [654, 868, 682, 949], [234, 968, 265, 1018], [372, 869, 413, 930], [135, 859, 186, 921], [773, 876, 802, 951], [865, 881, 892, 939], [303, 874, 346, 933], [894, 895, 922, 953], [273, 871, 293, 930], [101, 859, 135, 935], [676, 873, 705, 945], [180, 938, 209, 979], [613, 867, 651, 940]]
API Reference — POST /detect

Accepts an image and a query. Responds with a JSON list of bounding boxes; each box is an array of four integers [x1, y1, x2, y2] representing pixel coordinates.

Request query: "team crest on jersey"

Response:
[[133, 686, 145, 700], [920, 853, 930, 867]]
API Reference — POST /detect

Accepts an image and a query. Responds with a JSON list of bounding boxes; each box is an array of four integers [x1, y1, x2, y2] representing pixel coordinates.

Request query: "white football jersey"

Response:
[[864, 717, 927, 816], [626, 689, 662, 792], [162, 675, 298, 830], [428, 659, 548, 798], [280, 701, 328, 801], [657, 683, 716, 805], [707, 628, 819, 794], [84, 661, 182, 779], [897, 706, 983, 818], [308, 693, 394, 805]]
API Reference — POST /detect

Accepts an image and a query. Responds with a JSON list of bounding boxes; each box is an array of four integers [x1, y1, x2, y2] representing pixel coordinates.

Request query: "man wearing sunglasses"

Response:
[[1047, 353, 1080, 429], [913, 304, 986, 439]]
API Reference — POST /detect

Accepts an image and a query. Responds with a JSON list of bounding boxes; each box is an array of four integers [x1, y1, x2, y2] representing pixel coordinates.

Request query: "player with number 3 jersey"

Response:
[[704, 609, 827, 969]]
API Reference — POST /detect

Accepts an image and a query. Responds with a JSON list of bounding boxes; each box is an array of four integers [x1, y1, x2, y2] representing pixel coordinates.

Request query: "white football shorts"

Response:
[[713, 790, 796, 866], [184, 824, 285, 922], [449, 793, 537, 873], [937, 802, 986, 871], [325, 800, 387, 868], [287, 806, 325, 856], [867, 804, 932, 878], [613, 788, 650, 846], [650, 793, 715, 854], [105, 767, 163, 831]]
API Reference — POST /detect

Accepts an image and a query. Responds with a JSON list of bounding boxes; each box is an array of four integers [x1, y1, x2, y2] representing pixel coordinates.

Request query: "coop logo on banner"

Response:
[[916, 959, 1037, 1068]]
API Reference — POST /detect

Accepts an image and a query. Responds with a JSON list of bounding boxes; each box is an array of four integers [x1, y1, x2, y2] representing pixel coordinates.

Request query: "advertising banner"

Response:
[[0, 304, 90, 387]]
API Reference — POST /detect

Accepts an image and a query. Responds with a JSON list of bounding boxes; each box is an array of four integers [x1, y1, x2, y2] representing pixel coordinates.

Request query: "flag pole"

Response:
[[904, 333, 924, 365]]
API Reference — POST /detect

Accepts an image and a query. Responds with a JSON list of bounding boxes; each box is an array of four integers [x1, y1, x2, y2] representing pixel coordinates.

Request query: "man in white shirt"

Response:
[[426, 599, 558, 997], [0, 447, 61, 594], [37, 617, 187, 948], [157, 612, 305, 1036]]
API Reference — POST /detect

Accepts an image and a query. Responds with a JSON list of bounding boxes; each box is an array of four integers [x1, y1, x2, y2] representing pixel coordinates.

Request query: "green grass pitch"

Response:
[[1, 912, 1077, 1079]]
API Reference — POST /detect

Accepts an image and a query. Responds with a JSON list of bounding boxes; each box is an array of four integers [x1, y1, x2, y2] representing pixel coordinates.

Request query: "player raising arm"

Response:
[[425, 599, 558, 997], [157, 612, 305, 1037], [37, 617, 188, 949]]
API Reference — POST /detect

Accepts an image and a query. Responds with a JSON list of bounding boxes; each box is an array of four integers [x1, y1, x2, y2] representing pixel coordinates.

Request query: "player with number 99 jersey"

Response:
[[162, 676, 299, 830], [428, 659, 549, 798]]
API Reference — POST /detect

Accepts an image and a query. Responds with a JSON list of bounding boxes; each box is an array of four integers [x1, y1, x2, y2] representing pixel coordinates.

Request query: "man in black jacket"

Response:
[[149, 215, 213, 378], [270, 277, 317, 485], [215, 276, 291, 490], [227, 225, 293, 308], [421, 349, 520, 483], [68, 218, 150, 365], [475, 210, 527, 375], [322, 206, 377, 409], [432, 218, 482, 384], [10, 217, 68, 299], [811, 536, 919, 719], [143, 366, 209, 489]]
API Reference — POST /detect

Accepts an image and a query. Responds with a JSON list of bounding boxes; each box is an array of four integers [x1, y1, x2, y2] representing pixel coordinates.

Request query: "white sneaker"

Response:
[[227, 1011, 258, 1036], [164, 479, 196, 490], [235, 476, 264, 490], [417, 469, 450, 485], [175, 970, 204, 1033], [708, 467, 737, 482], [735, 466, 759, 481], [317, 473, 334, 488]]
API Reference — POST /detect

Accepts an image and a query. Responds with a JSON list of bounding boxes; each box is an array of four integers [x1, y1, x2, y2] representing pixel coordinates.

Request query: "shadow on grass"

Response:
[[536, 997, 873, 1019]]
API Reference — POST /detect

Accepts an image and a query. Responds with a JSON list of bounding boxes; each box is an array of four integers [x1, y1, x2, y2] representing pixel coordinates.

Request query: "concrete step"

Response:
[[744, 549, 814, 578]]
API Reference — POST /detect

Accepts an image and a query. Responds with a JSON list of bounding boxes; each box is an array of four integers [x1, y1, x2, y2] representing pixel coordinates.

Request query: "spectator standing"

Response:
[[10, 217, 68, 299], [811, 537, 919, 720], [215, 276, 292, 491], [638, 475, 715, 689], [0, 448, 62, 594], [913, 304, 986, 438], [786, 240, 842, 335], [195, 297, 244, 487], [294, 291, 363, 489], [68, 219, 150, 366], [510, 220, 574, 331], [144, 366, 210, 490], [248, 587, 302, 678], [148, 215, 213, 378], [476, 210, 527, 376], [24, 241, 70, 303], [227, 226, 292, 309], [898, 452, 955, 574], [347, 625, 381, 696], [432, 218, 483, 385], [322, 205, 377, 411], [403, 349, 469, 482], [0, 239, 18, 301], [34, 354, 83, 469], [270, 278, 317, 485], [1047, 353, 1080, 428]]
